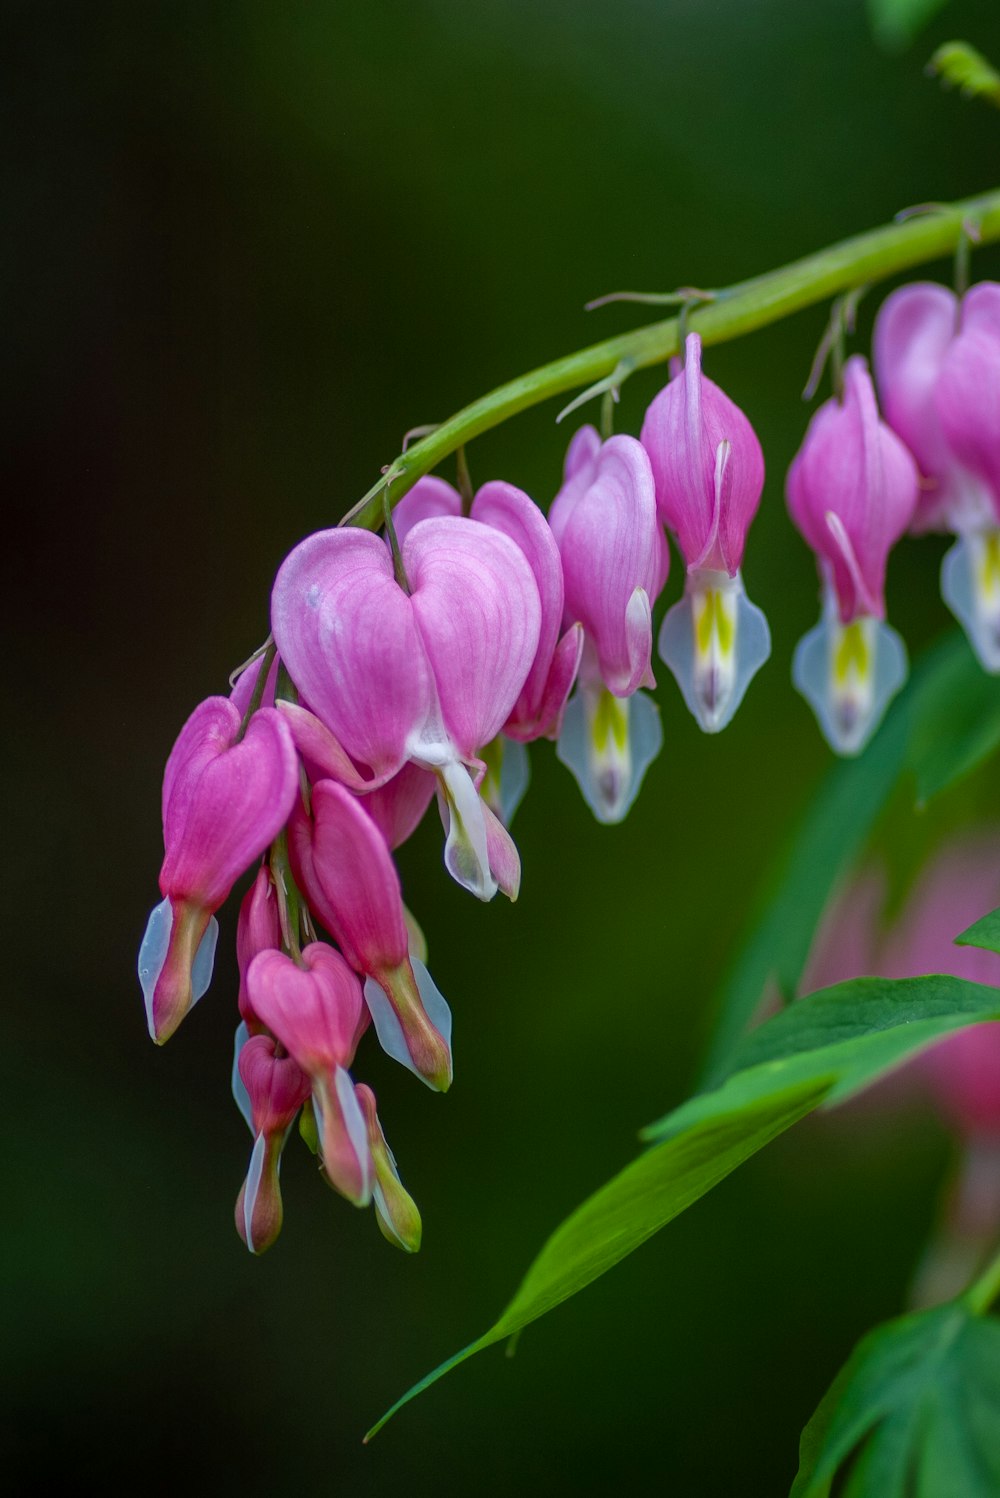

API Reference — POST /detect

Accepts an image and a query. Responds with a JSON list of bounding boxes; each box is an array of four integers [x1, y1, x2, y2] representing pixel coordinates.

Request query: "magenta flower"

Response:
[[289, 779, 453, 1091], [874, 281, 1000, 673], [271, 517, 541, 900], [234, 1033, 311, 1255], [246, 942, 373, 1206], [392, 475, 583, 825], [786, 356, 918, 755], [355, 1084, 423, 1253], [549, 431, 666, 823], [640, 333, 770, 732], [138, 696, 299, 1044]]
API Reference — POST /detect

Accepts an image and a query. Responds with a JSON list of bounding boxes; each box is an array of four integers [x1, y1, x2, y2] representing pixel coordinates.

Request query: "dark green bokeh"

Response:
[[7, 1, 1000, 1491]]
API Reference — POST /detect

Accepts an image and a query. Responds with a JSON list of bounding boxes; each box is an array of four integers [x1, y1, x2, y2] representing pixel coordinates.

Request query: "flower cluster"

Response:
[[784, 277, 1000, 754], [138, 283, 1000, 1256]]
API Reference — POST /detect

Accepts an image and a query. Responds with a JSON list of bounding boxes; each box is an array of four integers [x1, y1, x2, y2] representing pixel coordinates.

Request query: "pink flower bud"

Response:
[[288, 780, 453, 1092], [641, 333, 764, 575], [234, 1033, 310, 1255], [786, 357, 918, 755], [355, 1084, 422, 1253], [236, 866, 282, 1031], [788, 356, 918, 623], [139, 697, 298, 1045], [246, 943, 373, 1206]]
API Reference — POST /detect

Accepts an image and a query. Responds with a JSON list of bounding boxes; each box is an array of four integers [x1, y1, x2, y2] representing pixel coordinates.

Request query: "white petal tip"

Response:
[[942, 532, 1000, 674], [658, 574, 770, 734], [792, 613, 907, 757], [556, 687, 662, 824]]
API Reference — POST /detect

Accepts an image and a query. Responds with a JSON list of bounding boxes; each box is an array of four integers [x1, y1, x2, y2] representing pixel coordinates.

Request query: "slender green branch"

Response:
[[342, 187, 1000, 530]]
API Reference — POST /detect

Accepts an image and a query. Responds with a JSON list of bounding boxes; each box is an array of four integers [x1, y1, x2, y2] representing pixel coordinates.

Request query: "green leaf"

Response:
[[791, 1304, 1000, 1497], [369, 974, 1000, 1437], [366, 1077, 829, 1441], [701, 633, 1000, 1087], [648, 974, 1000, 1140], [867, 0, 950, 51], [957, 906, 1000, 956], [906, 635, 1000, 806], [928, 41, 1000, 109]]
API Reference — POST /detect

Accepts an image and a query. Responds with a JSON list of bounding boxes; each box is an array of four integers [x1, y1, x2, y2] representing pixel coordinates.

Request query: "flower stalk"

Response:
[[342, 188, 1000, 531]]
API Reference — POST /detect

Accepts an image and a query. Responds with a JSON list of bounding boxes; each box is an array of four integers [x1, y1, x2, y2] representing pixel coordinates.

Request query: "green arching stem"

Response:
[[964, 1240, 1000, 1316], [341, 187, 1000, 530]]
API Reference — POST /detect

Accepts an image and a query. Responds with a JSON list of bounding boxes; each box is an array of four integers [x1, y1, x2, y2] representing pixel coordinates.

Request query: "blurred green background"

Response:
[[7, 0, 1000, 1492]]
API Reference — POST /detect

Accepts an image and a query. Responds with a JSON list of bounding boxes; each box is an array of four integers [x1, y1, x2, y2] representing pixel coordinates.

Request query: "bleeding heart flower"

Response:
[[550, 432, 666, 823], [641, 333, 770, 733], [271, 517, 541, 900], [234, 1033, 311, 1255], [875, 281, 1000, 672], [138, 696, 298, 1044], [246, 942, 373, 1206], [787, 356, 918, 755]]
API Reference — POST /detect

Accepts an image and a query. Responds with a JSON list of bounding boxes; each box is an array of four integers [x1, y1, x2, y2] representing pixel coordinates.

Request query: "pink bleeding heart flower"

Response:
[[289, 779, 453, 1092], [272, 518, 541, 900], [874, 281, 1000, 672], [234, 1033, 311, 1254], [786, 356, 919, 756], [355, 1084, 422, 1252], [246, 942, 373, 1207], [549, 432, 666, 823], [640, 333, 770, 733], [393, 475, 582, 827], [138, 696, 299, 1045]]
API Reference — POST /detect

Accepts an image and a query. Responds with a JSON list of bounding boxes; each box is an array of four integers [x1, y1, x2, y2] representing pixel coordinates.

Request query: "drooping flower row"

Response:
[[138, 277, 1000, 1256]]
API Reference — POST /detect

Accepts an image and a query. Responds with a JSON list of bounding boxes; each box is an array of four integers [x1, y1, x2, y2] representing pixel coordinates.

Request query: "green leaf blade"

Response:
[[793, 1308, 1000, 1498], [702, 633, 1000, 1090], [371, 976, 1000, 1437], [957, 907, 1000, 956], [366, 1077, 827, 1440]]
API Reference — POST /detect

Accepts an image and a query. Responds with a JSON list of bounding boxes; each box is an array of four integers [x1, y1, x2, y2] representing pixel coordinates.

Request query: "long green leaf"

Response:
[[701, 633, 1000, 1087], [368, 974, 1000, 1437], [957, 906, 1000, 956], [791, 1305, 1000, 1498]]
